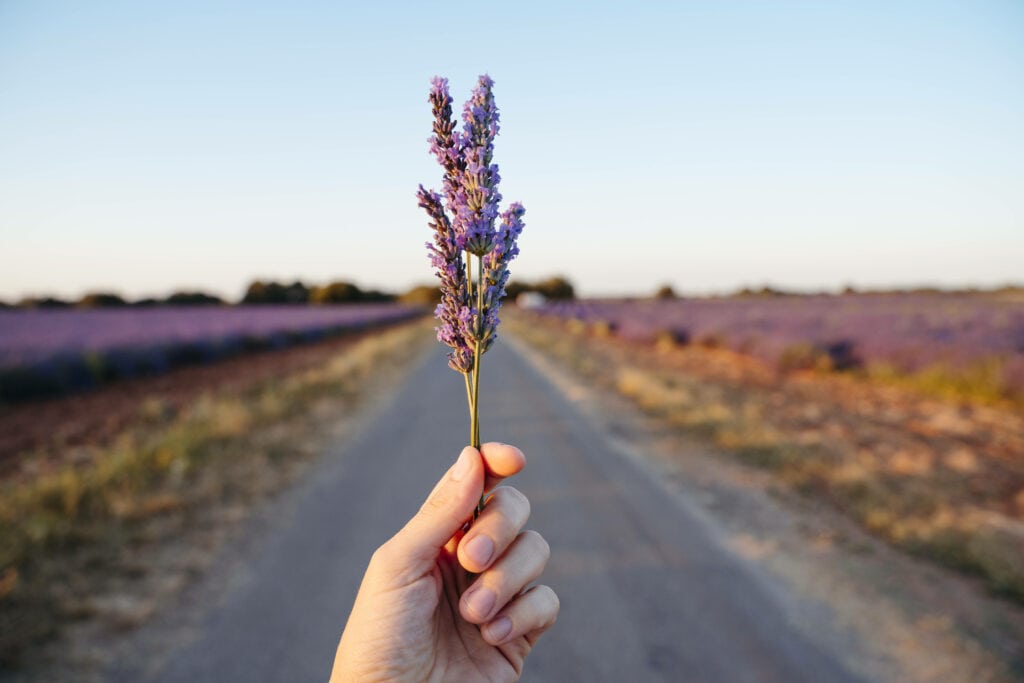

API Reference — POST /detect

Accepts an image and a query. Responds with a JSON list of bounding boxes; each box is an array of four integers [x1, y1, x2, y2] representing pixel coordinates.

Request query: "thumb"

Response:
[[391, 446, 483, 566]]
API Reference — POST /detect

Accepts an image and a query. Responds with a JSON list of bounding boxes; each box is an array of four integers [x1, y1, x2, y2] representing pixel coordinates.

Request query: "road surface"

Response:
[[116, 341, 865, 683]]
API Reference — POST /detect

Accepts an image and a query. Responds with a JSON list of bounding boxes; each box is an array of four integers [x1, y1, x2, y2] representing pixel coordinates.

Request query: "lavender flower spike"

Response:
[[427, 77, 462, 178], [479, 202, 526, 352], [418, 185, 474, 373], [456, 75, 501, 256]]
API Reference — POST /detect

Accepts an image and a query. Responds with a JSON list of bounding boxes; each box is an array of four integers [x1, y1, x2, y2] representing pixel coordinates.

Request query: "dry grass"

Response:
[[0, 319, 433, 668], [506, 310, 1024, 603]]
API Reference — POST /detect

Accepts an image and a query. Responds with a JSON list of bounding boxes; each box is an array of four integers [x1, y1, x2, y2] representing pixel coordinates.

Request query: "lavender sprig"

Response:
[[420, 75, 525, 511], [457, 75, 501, 257], [418, 185, 473, 373]]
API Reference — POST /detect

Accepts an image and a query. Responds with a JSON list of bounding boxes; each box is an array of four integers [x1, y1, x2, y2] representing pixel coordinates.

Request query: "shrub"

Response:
[[777, 343, 832, 372], [654, 284, 677, 300], [822, 340, 861, 371], [590, 319, 618, 337], [533, 276, 575, 300], [654, 327, 690, 350], [309, 281, 363, 304], [696, 332, 728, 349], [505, 281, 531, 301], [399, 285, 442, 305], [77, 293, 127, 308], [164, 291, 223, 306], [17, 297, 71, 309], [242, 280, 309, 305]]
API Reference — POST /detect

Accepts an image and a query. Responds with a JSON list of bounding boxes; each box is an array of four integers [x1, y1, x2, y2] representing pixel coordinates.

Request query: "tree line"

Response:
[[2, 276, 578, 309]]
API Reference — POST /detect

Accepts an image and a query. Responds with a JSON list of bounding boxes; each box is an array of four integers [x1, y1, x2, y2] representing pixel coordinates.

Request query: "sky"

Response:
[[1, 0, 1022, 301]]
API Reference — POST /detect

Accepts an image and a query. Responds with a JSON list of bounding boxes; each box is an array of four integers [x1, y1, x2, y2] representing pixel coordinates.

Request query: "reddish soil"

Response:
[[0, 320, 421, 478]]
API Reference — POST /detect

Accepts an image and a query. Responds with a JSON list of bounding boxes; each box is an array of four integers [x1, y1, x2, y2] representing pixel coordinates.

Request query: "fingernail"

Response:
[[465, 535, 494, 567], [465, 586, 496, 619], [452, 448, 472, 481], [486, 616, 512, 642]]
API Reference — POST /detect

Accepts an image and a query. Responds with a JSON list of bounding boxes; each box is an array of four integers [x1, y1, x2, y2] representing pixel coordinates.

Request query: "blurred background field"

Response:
[[535, 289, 1024, 405], [509, 292, 1024, 603], [3, 286, 1024, 676], [0, 303, 421, 401]]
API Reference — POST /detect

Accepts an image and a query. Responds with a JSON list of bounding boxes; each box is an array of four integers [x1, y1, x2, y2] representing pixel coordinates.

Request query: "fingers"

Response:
[[460, 529, 550, 625], [384, 443, 525, 573], [481, 585, 560, 647], [457, 486, 531, 573], [479, 442, 526, 493], [389, 446, 483, 566]]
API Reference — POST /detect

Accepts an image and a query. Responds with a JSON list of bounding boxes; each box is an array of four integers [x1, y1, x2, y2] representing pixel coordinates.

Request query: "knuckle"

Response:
[[370, 540, 397, 569], [419, 487, 451, 519]]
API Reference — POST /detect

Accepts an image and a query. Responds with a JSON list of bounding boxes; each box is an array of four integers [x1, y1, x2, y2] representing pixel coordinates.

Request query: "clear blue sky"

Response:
[[1, 0, 1022, 300]]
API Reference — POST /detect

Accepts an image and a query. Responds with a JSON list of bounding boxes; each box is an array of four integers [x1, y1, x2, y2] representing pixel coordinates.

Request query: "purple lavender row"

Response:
[[534, 294, 1024, 393], [0, 304, 424, 401], [0, 304, 420, 368]]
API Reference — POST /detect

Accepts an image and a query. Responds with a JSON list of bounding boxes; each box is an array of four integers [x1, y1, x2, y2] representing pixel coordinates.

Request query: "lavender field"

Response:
[[534, 293, 1024, 400], [0, 304, 424, 400]]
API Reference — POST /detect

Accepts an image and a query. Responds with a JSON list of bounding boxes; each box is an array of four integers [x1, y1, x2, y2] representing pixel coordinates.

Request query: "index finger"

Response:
[[480, 442, 526, 493]]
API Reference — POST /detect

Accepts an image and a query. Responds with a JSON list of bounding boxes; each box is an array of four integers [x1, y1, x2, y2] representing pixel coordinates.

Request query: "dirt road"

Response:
[[114, 342, 866, 683]]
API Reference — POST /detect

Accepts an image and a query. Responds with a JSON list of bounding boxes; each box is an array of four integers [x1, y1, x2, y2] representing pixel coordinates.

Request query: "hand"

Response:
[[330, 443, 559, 682]]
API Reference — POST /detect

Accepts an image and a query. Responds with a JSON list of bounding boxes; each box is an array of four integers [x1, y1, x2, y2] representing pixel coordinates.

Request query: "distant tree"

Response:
[[18, 296, 71, 308], [310, 281, 364, 304], [358, 289, 397, 303], [398, 285, 441, 305], [735, 285, 789, 298], [242, 280, 272, 304], [654, 284, 677, 300], [164, 291, 223, 306], [78, 292, 128, 308], [533, 276, 575, 300], [242, 280, 309, 304], [284, 281, 310, 304], [505, 280, 531, 301]]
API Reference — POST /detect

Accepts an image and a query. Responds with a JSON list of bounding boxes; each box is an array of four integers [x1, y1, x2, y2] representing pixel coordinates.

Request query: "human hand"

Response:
[[330, 443, 558, 682]]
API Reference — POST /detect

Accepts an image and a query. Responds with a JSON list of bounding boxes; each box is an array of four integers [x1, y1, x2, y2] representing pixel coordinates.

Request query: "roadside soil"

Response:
[[505, 314, 1024, 683]]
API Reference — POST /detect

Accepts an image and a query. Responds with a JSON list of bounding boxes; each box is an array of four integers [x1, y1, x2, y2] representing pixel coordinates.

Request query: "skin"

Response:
[[330, 443, 559, 683]]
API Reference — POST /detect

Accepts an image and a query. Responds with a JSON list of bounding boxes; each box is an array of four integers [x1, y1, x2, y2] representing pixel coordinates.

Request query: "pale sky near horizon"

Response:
[[1, 0, 1022, 301]]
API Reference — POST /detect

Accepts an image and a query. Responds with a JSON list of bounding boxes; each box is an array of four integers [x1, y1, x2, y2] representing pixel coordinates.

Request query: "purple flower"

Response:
[[479, 202, 525, 351], [427, 77, 460, 176], [418, 185, 474, 372], [419, 74, 524, 376], [456, 75, 502, 256]]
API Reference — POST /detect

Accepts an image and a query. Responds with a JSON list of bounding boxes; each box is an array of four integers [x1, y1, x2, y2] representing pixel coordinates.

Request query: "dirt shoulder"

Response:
[[505, 313, 1024, 683]]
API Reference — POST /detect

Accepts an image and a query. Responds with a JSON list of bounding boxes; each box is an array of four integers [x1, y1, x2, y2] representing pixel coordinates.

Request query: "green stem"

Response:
[[471, 254, 484, 448], [471, 253, 485, 518], [463, 371, 474, 425]]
